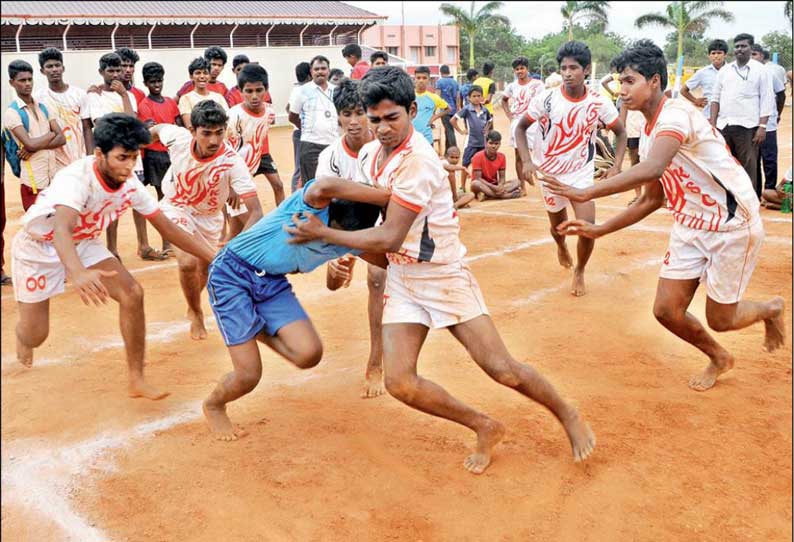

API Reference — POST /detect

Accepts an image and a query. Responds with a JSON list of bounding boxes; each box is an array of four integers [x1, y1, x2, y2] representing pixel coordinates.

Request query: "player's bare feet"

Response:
[[561, 409, 596, 462], [203, 400, 248, 441], [688, 351, 734, 392], [464, 418, 505, 474], [763, 296, 786, 352], [556, 244, 573, 269], [571, 269, 586, 297], [187, 309, 208, 340], [361, 368, 384, 399], [16, 338, 33, 368], [128, 379, 170, 400]]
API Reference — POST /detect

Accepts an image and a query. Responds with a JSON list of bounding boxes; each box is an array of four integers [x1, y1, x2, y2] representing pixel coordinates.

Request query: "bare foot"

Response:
[[16, 337, 33, 368], [557, 244, 573, 269], [561, 409, 596, 462], [464, 418, 506, 475], [128, 379, 170, 400], [203, 400, 248, 442], [571, 269, 586, 297], [361, 368, 384, 399], [188, 309, 208, 340], [763, 296, 786, 353], [688, 351, 735, 392]]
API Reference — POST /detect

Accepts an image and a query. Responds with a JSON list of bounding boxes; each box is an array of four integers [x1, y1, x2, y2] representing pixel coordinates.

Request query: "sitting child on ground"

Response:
[[441, 146, 475, 209], [762, 166, 792, 210], [471, 131, 521, 200]]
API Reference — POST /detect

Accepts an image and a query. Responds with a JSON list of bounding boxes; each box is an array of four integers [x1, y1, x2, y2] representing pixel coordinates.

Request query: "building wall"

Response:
[[1, 45, 348, 126], [361, 25, 459, 71]]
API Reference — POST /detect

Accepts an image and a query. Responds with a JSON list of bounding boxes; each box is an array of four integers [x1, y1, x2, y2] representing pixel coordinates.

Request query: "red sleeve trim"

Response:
[[524, 112, 536, 123], [238, 191, 258, 200], [391, 194, 422, 213], [142, 208, 162, 219], [605, 117, 620, 131], [657, 130, 685, 143]]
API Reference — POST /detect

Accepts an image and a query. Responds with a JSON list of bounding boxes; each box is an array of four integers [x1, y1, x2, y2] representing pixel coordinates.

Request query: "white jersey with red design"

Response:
[[159, 125, 257, 216], [226, 103, 276, 175], [22, 156, 160, 242], [503, 78, 545, 118], [357, 128, 464, 265], [526, 86, 619, 184], [640, 97, 760, 233], [315, 136, 368, 182]]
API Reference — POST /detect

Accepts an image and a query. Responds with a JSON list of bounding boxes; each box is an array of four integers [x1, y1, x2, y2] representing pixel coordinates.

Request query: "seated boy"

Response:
[[471, 131, 521, 200], [202, 177, 390, 440], [441, 146, 475, 209]]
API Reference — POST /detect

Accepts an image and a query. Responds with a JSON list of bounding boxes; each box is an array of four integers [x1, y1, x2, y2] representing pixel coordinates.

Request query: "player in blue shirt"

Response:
[[203, 177, 389, 440]]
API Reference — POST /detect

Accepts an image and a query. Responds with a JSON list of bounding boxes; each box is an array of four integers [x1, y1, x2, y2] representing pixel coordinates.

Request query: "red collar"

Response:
[[371, 127, 414, 182], [93, 161, 123, 193], [644, 96, 668, 136]]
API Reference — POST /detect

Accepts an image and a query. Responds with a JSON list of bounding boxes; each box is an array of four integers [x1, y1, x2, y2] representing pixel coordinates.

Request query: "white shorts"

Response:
[[659, 219, 764, 304], [11, 231, 114, 303], [382, 260, 489, 329], [161, 204, 224, 247], [539, 171, 594, 213], [509, 118, 538, 150]]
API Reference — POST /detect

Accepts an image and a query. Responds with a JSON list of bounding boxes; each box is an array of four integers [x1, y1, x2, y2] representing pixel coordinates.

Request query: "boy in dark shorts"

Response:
[[451, 85, 492, 192]]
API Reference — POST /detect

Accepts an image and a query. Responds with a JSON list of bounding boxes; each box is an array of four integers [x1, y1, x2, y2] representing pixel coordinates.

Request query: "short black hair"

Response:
[[370, 51, 388, 64], [99, 52, 122, 71], [466, 68, 478, 81], [142, 62, 164, 82], [115, 47, 140, 64], [310, 55, 330, 68], [557, 40, 591, 68], [486, 130, 501, 143], [512, 56, 529, 69], [328, 199, 381, 231], [482, 61, 494, 75], [38, 47, 63, 69], [440, 64, 450, 75], [342, 43, 362, 60], [468, 84, 483, 96], [203, 46, 228, 64], [232, 54, 250, 69], [329, 68, 345, 80], [93, 113, 151, 154], [613, 39, 668, 91], [188, 57, 210, 76], [295, 61, 311, 83], [445, 145, 460, 156], [415, 65, 430, 76], [332, 78, 363, 113], [734, 33, 754, 45], [190, 99, 228, 129], [707, 39, 729, 53], [237, 63, 268, 90], [360, 66, 415, 113], [8, 60, 33, 80], [750, 44, 770, 60]]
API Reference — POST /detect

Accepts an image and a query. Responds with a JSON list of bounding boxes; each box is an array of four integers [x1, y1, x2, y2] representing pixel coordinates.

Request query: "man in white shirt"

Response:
[[751, 44, 787, 193], [288, 55, 338, 183], [286, 62, 312, 192], [680, 39, 727, 117], [710, 33, 775, 198], [544, 66, 563, 88]]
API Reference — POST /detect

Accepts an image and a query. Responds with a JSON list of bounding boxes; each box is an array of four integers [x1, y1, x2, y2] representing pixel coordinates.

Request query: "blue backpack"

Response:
[[2, 101, 50, 177]]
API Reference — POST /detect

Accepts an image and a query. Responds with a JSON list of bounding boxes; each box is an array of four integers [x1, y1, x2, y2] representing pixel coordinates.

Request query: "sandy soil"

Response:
[[1, 104, 791, 542]]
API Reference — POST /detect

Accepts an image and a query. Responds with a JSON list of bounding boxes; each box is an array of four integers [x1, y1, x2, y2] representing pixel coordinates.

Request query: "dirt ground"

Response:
[[1, 104, 791, 542]]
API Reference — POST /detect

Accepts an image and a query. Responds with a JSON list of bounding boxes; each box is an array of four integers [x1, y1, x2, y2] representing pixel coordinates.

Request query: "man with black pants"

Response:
[[286, 62, 311, 192], [751, 44, 787, 195]]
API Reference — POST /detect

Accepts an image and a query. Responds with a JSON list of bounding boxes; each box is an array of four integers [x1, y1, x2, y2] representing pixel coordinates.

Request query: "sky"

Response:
[[346, 1, 792, 48]]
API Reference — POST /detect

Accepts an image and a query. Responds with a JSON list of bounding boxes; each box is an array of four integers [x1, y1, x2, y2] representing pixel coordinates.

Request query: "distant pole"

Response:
[[401, 1, 405, 25], [773, 52, 780, 64], [673, 55, 684, 97]]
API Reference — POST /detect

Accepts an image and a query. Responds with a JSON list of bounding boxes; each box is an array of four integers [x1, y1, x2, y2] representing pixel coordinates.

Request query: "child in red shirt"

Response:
[[471, 131, 521, 200]]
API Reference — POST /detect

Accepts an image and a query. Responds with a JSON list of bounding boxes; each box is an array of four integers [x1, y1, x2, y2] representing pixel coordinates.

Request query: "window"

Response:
[[409, 46, 420, 63], [424, 46, 436, 57], [447, 46, 457, 63], [387, 46, 399, 56]]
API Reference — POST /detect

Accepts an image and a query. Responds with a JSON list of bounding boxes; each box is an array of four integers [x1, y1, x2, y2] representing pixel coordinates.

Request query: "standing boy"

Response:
[[473, 61, 497, 114], [412, 66, 450, 148], [224, 55, 250, 107], [451, 85, 492, 193], [680, 39, 727, 117], [342, 43, 370, 80], [436, 65, 460, 152], [176, 46, 229, 101], [178, 57, 228, 129], [115, 47, 146, 107]]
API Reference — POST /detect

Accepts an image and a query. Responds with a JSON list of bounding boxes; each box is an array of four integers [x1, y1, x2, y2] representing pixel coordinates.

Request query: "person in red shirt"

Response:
[[342, 43, 370, 80], [471, 130, 521, 200], [137, 61, 181, 259], [115, 47, 146, 106], [175, 46, 229, 102], [225, 55, 250, 107]]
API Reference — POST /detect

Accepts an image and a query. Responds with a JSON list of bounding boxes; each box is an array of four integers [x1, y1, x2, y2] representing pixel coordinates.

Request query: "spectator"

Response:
[[329, 68, 345, 86], [115, 47, 145, 106], [545, 66, 563, 88], [342, 43, 370, 80], [451, 85, 492, 192], [225, 54, 250, 107], [175, 46, 229, 100], [471, 130, 520, 200], [710, 33, 775, 198], [459, 68, 478, 109], [412, 65, 450, 148], [441, 146, 475, 209], [473, 61, 497, 113], [681, 39, 727, 117], [286, 61, 312, 192], [435, 65, 459, 152], [178, 57, 228, 129], [370, 50, 388, 68], [751, 44, 787, 196], [1, 142, 7, 285]]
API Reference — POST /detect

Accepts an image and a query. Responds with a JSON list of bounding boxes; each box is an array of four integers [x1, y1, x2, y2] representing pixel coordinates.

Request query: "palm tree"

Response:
[[786, 0, 792, 24], [560, 1, 610, 41], [635, 1, 734, 62], [439, 1, 510, 68]]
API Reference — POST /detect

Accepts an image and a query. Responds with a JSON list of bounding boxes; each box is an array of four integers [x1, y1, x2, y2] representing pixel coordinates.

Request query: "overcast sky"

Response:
[[347, 1, 792, 48]]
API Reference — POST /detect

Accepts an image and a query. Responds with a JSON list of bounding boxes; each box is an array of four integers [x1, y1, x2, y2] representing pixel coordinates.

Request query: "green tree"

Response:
[[560, 1, 611, 41], [635, 1, 734, 63], [458, 17, 527, 79], [786, 0, 792, 25], [440, 1, 510, 68], [762, 31, 793, 70], [662, 30, 710, 66]]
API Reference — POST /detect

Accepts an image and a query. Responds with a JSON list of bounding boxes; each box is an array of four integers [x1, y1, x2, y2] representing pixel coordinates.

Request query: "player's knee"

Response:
[[292, 343, 323, 369], [652, 303, 680, 327], [489, 360, 521, 388], [367, 268, 384, 291], [705, 311, 733, 332], [18, 322, 48, 347], [270, 177, 285, 193], [121, 280, 144, 306], [236, 367, 262, 393], [384, 373, 418, 402], [179, 258, 199, 274]]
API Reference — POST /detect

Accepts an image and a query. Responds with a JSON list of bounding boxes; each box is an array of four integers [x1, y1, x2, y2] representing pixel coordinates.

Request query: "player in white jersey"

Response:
[[546, 41, 785, 392], [226, 64, 285, 207], [516, 41, 627, 297], [11, 114, 216, 398], [151, 100, 263, 341], [501, 56, 545, 195], [287, 67, 595, 474], [315, 79, 386, 398]]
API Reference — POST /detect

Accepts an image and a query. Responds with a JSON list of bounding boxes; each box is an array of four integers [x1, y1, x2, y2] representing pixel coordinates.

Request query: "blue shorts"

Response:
[[463, 145, 484, 167], [207, 248, 308, 346]]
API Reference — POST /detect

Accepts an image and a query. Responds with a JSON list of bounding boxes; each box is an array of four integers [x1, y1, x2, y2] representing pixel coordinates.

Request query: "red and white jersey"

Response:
[[33, 85, 89, 169], [316, 136, 368, 182], [640, 97, 760, 232], [22, 156, 159, 242], [226, 103, 276, 175], [159, 125, 257, 216], [357, 128, 464, 265], [526, 86, 619, 184], [503, 78, 544, 118]]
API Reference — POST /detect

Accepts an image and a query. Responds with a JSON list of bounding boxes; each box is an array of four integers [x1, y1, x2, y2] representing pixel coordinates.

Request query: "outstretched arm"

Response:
[[147, 212, 216, 263], [304, 177, 391, 208]]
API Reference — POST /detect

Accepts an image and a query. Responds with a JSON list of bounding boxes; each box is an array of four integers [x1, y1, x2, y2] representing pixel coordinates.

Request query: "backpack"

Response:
[[2, 101, 49, 178]]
